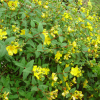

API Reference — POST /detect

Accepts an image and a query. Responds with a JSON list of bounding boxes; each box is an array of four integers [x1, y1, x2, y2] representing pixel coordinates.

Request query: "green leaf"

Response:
[[63, 72, 68, 77], [64, 67, 70, 72], [32, 76, 37, 85], [39, 33, 45, 42], [15, 80, 20, 87], [38, 58, 41, 65], [42, 97, 47, 100], [23, 60, 34, 80], [59, 36, 63, 43], [2, 88, 10, 93], [38, 22, 43, 32], [31, 20, 35, 27], [26, 39, 35, 48], [63, 66, 70, 77], [66, 93, 71, 98], [61, 43, 67, 47], [19, 90, 25, 96], [37, 43, 43, 51], [22, 20, 27, 28], [31, 86, 38, 91], [77, 84, 79, 89], [35, 51, 41, 58], [25, 60, 34, 68], [0, 8, 6, 12], [11, 87, 17, 92], [21, 57, 26, 65], [9, 94, 18, 99], [6, 29, 11, 36], [81, 12, 86, 19], [25, 33, 33, 38], [38, 85, 48, 91], [5, 37, 15, 45], [0, 41, 6, 58], [58, 28, 62, 35], [13, 61, 24, 68], [22, 12, 26, 19], [1, 76, 5, 85], [57, 65, 63, 81], [70, 87, 76, 93], [69, 74, 73, 79], [25, 92, 32, 99]]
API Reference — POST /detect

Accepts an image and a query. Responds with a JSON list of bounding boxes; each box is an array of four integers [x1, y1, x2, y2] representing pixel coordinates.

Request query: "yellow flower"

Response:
[[12, 25, 20, 32], [83, 79, 88, 88], [33, 65, 50, 80], [63, 76, 68, 82], [20, 29, 25, 35], [51, 81, 55, 86], [41, 12, 46, 18], [49, 89, 58, 100], [3, 91, 9, 100], [43, 5, 48, 9], [44, 36, 51, 45], [70, 66, 82, 77], [62, 12, 69, 19], [72, 77, 77, 84], [6, 45, 18, 56], [64, 54, 70, 60], [71, 90, 84, 100], [62, 90, 69, 97], [55, 51, 62, 60], [65, 64, 69, 68], [66, 82, 71, 90], [38, 1, 42, 5], [81, 7, 85, 13], [8, 0, 19, 10], [54, 30, 58, 35], [1, 0, 4, 2], [78, 0, 82, 5], [72, 41, 76, 47], [42, 29, 51, 45], [0, 29, 7, 40], [52, 73, 58, 82]]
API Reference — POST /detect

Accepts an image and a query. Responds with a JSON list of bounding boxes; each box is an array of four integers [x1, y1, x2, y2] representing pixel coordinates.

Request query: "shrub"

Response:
[[0, 0, 100, 100]]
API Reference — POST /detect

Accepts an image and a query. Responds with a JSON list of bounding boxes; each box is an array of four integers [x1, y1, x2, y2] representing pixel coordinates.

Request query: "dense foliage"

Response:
[[0, 0, 100, 100]]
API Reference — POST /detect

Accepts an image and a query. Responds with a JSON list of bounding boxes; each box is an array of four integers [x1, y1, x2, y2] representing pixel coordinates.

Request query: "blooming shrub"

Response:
[[0, 0, 100, 100]]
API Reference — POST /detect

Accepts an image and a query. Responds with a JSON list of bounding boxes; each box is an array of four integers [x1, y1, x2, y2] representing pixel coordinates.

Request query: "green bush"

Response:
[[0, 0, 100, 100], [90, 0, 100, 17]]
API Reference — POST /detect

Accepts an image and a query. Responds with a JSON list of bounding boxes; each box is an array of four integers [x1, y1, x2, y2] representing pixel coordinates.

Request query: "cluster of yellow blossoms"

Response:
[[2, 91, 9, 100], [8, 0, 19, 10], [78, 0, 83, 5], [47, 89, 58, 100], [83, 79, 88, 88], [55, 51, 62, 60], [51, 73, 58, 86], [62, 12, 72, 21], [12, 25, 25, 35], [20, 29, 25, 35], [70, 66, 82, 77], [71, 90, 84, 100], [6, 41, 22, 56], [12, 25, 20, 33], [41, 12, 48, 18], [0, 29, 7, 40], [62, 90, 69, 97], [33, 0, 42, 5], [50, 25, 59, 37], [42, 29, 51, 45], [33, 65, 50, 80], [86, 22, 93, 31], [51, 73, 58, 82]]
